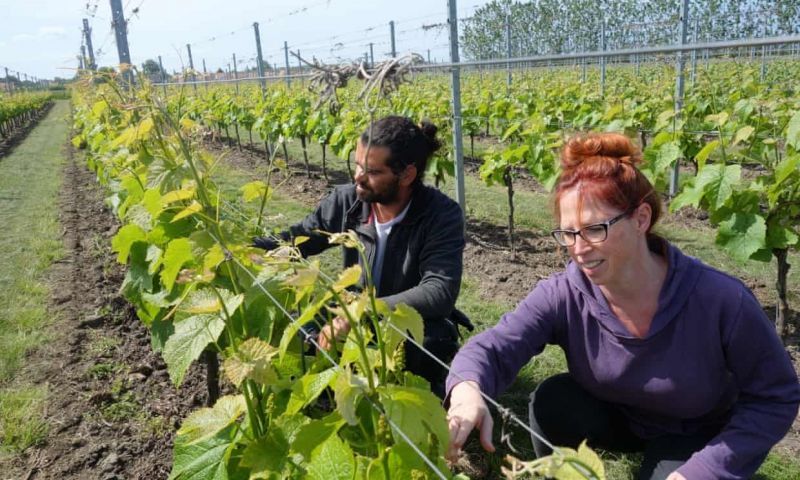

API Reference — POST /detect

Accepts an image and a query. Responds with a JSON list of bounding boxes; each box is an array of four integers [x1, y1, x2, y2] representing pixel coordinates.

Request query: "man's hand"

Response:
[[666, 472, 687, 480], [317, 316, 351, 351], [446, 380, 495, 461]]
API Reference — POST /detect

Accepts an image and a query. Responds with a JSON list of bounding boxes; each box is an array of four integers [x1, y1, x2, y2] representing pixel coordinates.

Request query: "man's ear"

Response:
[[400, 165, 418, 187]]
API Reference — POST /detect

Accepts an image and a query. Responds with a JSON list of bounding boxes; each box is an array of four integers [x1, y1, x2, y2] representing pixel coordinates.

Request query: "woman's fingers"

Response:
[[447, 415, 475, 460], [478, 412, 495, 452]]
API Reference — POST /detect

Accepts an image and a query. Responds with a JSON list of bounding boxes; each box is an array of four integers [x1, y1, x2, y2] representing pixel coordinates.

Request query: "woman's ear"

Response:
[[634, 203, 652, 233]]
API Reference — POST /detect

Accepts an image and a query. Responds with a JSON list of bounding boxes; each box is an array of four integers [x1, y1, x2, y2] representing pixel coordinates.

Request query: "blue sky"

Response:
[[0, 0, 490, 80]]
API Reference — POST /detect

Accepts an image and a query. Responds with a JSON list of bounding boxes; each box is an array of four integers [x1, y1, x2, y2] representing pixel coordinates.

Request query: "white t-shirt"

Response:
[[371, 201, 411, 291]]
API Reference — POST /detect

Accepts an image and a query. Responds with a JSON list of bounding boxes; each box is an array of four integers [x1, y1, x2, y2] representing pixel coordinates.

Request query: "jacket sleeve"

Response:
[[253, 188, 346, 257], [445, 278, 562, 399], [380, 200, 464, 322], [677, 289, 800, 480]]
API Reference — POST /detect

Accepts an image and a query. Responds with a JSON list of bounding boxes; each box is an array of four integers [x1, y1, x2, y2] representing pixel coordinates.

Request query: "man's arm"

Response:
[[380, 200, 464, 320], [253, 187, 348, 257]]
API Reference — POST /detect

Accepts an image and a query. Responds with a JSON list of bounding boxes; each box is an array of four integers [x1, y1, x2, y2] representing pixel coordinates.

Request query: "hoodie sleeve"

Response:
[[445, 277, 563, 399], [677, 288, 800, 480]]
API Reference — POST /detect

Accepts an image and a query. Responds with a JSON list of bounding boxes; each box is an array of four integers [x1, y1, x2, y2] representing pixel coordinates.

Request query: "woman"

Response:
[[445, 133, 800, 480]]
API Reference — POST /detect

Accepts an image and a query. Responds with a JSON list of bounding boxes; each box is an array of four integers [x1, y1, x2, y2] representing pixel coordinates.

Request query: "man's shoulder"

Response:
[[418, 184, 460, 211]]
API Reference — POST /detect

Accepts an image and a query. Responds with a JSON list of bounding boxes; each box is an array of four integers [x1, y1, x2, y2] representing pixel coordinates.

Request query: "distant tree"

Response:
[[460, 0, 800, 61], [142, 59, 165, 77]]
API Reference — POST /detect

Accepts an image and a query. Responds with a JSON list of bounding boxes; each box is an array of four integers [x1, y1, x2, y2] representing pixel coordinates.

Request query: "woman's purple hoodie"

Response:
[[447, 242, 800, 479]]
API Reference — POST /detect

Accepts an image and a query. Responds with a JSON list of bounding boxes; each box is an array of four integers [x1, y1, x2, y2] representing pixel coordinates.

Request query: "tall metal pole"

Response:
[[158, 55, 167, 96], [760, 45, 767, 82], [370, 43, 375, 67], [283, 41, 291, 87], [670, 0, 689, 197], [4, 68, 10, 93], [505, 13, 512, 91], [232, 53, 239, 94], [690, 18, 698, 87], [253, 22, 267, 98], [427, 48, 431, 63], [600, 18, 606, 98], [80, 46, 87, 70], [186, 44, 197, 93], [447, 0, 465, 216], [82, 19, 96, 69], [390, 20, 397, 58], [109, 0, 133, 85], [581, 41, 587, 83]]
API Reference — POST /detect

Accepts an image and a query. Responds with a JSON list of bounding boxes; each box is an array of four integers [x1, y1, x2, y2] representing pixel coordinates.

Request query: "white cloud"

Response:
[[12, 26, 67, 43]]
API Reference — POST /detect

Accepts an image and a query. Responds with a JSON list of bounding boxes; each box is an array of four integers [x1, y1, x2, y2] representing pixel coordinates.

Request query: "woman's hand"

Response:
[[446, 380, 495, 461], [317, 316, 351, 351]]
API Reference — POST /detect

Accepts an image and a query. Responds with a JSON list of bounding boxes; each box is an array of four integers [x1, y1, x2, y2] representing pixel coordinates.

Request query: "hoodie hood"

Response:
[[566, 241, 703, 341]]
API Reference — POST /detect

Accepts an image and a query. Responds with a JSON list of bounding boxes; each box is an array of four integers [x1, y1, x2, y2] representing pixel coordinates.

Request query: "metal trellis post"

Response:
[[158, 55, 167, 96], [253, 22, 267, 98], [390, 20, 397, 58], [691, 18, 698, 87], [80, 46, 86, 70], [506, 13, 512, 91], [109, 0, 133, 86], [371, 43, 375, 67], [83, 18, 97, 70], [447, 0, 465, 218], [670, 0, 689, 198], [232, 53, 239, 94], [186, 44, 197, 94], [283, 41, 291, 87], [600, 18, 606, 98]]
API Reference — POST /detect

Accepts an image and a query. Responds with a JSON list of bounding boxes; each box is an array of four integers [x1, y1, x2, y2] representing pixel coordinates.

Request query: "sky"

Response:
[[0, 0, 491, 81]]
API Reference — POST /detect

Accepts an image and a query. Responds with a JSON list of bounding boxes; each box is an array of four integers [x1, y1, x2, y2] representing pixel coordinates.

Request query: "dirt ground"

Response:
[[2, 143, 206, 480]]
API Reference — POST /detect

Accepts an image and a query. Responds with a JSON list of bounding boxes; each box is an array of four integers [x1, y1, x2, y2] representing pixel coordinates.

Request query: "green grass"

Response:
[[0, 100, 70, 453], [215, 134, 800, 479]]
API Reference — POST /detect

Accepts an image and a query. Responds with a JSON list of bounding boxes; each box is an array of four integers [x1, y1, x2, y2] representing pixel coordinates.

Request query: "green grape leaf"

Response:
[[240, 181, 270, 203], [732, 126, 755, 146], [786, 111, 800, 151], [169, 426, 234, 480], [172, 201, 203, 222], [716, 212, 766, 263], [333, 369, 366, 425], [223, 337, 279, 387], [161, 238, 195, 292], [332, 265, 361, 292], [379, 384, 448, 448], [305, 433, 355, 480], [293, 412, 345, 460], [240, 429, 290, 478], [163, 313, 226, 386], [112, 224, 146, 263], [286, 368, 337, 414], [384, 303, 425, 356], [694, 140, 719, 170], [177, 395, 246, 445]]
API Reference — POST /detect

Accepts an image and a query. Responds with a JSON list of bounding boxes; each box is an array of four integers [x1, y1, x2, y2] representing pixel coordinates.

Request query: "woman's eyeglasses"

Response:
[[551, 207, 635, 247]]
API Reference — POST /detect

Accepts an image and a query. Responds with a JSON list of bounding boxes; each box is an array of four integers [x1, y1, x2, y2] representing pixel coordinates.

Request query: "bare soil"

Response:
[[2, 142, 206, 479]]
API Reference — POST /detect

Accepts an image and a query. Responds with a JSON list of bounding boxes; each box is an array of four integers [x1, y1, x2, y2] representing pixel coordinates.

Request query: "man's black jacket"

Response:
[[254, 183, 466, 337]]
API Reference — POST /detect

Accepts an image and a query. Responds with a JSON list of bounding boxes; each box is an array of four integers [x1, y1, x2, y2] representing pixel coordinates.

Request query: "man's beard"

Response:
[[356, 178, 400, 204]]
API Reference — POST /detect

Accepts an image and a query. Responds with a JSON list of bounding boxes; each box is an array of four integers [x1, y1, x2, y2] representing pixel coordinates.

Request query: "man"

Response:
[[254, 116, 470, 397]]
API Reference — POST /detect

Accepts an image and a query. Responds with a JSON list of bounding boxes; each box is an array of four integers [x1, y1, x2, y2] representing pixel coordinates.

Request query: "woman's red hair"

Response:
[[554, 133, 661, 236]]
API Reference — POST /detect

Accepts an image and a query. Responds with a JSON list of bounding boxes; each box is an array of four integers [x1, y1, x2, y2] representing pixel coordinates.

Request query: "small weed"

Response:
[[87, 362, 121, 380], [86, 331, 121, 357]]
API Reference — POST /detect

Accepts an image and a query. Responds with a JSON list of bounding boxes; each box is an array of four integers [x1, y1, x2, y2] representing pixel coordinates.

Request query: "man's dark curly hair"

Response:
[[359, 116, 442, 185]]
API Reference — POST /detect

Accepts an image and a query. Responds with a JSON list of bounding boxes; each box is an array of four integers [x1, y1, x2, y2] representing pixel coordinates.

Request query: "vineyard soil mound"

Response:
[[4, 143, 206, 479]]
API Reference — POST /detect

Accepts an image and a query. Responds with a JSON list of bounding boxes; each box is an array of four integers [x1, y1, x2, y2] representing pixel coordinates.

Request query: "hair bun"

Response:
[[419, 119, 442, 154], [561, 133, 642, 170]]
